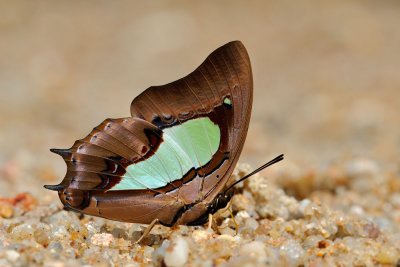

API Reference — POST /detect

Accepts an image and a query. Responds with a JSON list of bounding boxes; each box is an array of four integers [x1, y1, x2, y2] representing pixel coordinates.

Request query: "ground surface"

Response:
[[0, 1, 399, 266]]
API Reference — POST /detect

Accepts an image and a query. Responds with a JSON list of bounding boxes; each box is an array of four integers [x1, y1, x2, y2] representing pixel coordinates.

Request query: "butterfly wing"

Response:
[[130, 40, 252, 208], [46, 41, 252, 226]]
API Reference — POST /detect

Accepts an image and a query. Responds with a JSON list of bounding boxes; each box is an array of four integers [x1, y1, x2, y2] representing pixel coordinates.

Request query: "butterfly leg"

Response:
[[134, 218, 159, 244], [215, 201, 239, 235], [207, 213, 214, 230], [228, 208, 238, 235]]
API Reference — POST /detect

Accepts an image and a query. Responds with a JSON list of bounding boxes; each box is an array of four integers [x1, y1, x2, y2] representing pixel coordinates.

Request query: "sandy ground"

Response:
[[0, 1, 399, 266]]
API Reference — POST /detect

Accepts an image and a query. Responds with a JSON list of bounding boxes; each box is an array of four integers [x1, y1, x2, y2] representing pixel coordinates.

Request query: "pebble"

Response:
[[240, 241, 267, 262], [375, 247, 398, 265], [298, 199, 312, 216], [191, 229, 212, 242], [51, 225, 69, 240], [346, 158, 382, 193], [163, 237, 189, 267], [349, 205, 364, 216], [48, 241, 63, 255], [303, 235, 324, 249], [91, 233, 114, 247], [5, 250, 20, 262], [11, 223, 34, 240], [280, 240, 305, 266], [0, 204, 14, 218], [0, 162, 398, 266]]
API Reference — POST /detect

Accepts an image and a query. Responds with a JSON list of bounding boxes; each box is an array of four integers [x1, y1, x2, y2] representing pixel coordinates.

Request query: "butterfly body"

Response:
[[46, 41, 253, 226]]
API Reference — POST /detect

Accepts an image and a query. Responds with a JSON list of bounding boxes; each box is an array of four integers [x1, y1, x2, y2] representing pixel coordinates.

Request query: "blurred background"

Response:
[[0, 1, 399, 198]]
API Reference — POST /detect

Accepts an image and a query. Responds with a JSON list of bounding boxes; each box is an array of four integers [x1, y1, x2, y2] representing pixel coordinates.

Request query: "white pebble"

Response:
[[346, 158, 382, 193], [350, 205, 364, 216], [240, 241, 267, 262], [191, 229, 211, 242], [164, 237, 189, 267], [11, 224, 34, 240], [6, 250, 20, 262], [298, 199, 312, 216], [91, 233, 114, 247], [280, 240, 305, 266], [346, 158, 379, 178], [51, 225, 69, 240]]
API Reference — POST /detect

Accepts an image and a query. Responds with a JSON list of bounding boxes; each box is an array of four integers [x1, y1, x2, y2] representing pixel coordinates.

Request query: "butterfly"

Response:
[[45, 41, 283, 227]]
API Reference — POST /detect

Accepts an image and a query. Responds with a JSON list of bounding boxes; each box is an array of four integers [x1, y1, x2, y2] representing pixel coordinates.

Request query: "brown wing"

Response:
[[130, 40, 253, 205], [45, 41, 252, 225], [131, 40, 252, 142]]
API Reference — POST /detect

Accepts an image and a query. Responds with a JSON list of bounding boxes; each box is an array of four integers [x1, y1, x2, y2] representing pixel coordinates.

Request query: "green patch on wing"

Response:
[[223, 97, 232, 106], [111, 117, 220, 190]]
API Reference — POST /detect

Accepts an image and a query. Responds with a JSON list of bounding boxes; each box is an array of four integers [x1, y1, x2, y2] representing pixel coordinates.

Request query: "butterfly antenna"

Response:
[[224, 154, 284, 193]]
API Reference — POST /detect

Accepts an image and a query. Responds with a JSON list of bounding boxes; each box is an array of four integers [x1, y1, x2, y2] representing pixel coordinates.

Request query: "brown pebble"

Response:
[[0, 203, 14, 218], [318, 240, 329, 249]]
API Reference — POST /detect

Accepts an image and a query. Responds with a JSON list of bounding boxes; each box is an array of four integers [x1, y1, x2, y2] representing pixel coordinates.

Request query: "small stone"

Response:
[[317, 239, 330, 249], [240, 241, 267, 262], [142, 246, 155, 263], [0, 203, 14, 218], [11, 223, 34, 240], [33, 223, 51, 246], [207, 234, 238, 259], [346, 158, 381, 193], [231, 193, 255, 212], [111, 227, 128, 239], [50, 225, 69, 240], [349, 205, 364, 216], [243, 217, 259, 230], [298, 199, 312, 216], [280, 240, 305, 266], [303, 235, 324, 249], [375, 247, 398, 265], [164, 236, 189, 267], [91, 233, 114, 247], [48, 241, 63, 255], [191, 229, 212, 243], [152, 239, 169, 265], [0, 193, 37, 214], [236, 210, 250, 220], [5, 250, 20, 262], [84, 221, 102, 237], [364, 222, 380, 239]]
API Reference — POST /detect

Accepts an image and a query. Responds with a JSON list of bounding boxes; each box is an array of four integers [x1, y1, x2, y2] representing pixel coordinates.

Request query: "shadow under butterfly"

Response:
[[45, 41, 283, 230]]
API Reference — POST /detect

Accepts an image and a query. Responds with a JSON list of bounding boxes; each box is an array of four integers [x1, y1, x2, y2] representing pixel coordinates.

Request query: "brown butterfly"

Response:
[[45, 41, 283, 228]]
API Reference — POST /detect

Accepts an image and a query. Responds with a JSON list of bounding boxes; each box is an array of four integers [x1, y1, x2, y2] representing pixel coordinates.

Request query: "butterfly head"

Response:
[[208, 188, 235, 214]]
